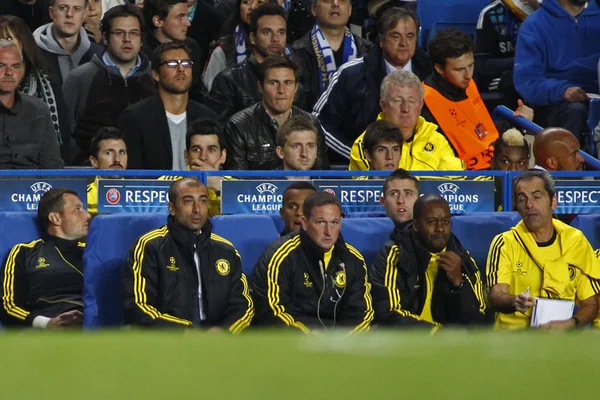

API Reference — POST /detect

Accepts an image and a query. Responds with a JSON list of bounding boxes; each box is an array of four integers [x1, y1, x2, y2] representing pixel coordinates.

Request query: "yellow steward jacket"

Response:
[[349, 114, 465, 171]]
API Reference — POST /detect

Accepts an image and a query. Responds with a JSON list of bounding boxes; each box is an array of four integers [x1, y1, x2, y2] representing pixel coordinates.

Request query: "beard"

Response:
[[160, 79, 192, 94]]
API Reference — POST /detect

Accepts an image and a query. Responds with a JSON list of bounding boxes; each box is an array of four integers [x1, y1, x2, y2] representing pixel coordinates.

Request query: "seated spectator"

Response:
[[514, 0, 600, 142], [475, 0, 539, 108], [252, 191, 373, 332], [122, 177, 254, 332], [350, 70, 464, 171], [223, 55, 328, 170], [63, 4, 155, 159], [292, 0, 370, 109], [120, 42, 216, 170], [207, 3, 305, 122], [0, 15, 79, 165], [278, 181, 317, 236], [203, 0, 278, 92], [84, 0, 103, 44], [186, 0, 225, 75], [313, 7, 432, 163], [87, 127, 128, 214], [34, 0, 103, 86], [490, 128, 530, 172], [533, 127, 584, 171], [142, 0, 205, 101], [380, 168, 419, 232], [158, 118, 228, 217], [487, 170, 600, 329], [0, 40, 63, 169], [422, 29, 532, 170], [358, 120, 403, 176], [370, 194, 486, 328], [276, 116, 319, 178], [0, 188, 90, 328]]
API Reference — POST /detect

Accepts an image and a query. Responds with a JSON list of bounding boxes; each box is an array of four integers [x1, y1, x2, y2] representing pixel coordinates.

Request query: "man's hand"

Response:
[[513, 291, 534, 313], [47, 310, 83, 328], [539, 318, 576, 330], [563, 87, 588, 102], [437, 251, 463, 287], [513, 99, 534, 121]]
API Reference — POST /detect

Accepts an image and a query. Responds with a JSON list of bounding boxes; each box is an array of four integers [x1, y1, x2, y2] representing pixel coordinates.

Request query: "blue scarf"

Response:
[[310, 24, 357, 92], [233, 25, 247, 64]]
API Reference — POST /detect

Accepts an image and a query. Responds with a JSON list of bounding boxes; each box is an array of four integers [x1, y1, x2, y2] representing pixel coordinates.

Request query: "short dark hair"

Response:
[[37, 188, 79, 233], [363, 120, 403, 154], [257, 55, 299, 84], [186, 118, 224, 150], [101, 4, 144, 41], [276, 116, 317, 148], [144, 0, 187, 31], [512, 170, 555, 202], [49, 0, 88, 6], [383, 168, 419, 194], [282, 182, 317, 205], [168, 177, 203, 204], [89, 127, 126, 158], [249, 3, 287, 35], [151, 41, 192, 71], [303, 192, 343, 220], [376, 7, 419, 41], [413, 193, 447, 221], [428, 28, 474, 67]]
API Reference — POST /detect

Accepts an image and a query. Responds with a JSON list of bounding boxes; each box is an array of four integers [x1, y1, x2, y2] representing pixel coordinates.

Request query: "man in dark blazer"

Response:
[[119, 41, 216, 170]]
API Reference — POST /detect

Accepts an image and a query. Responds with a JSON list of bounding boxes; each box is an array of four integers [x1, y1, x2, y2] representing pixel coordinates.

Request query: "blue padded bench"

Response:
[[571, 214, 600, 250], [83, 213, 279, 328]]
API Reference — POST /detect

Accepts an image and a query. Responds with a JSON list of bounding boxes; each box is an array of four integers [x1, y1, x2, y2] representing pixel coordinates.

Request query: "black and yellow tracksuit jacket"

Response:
[[370, 227, 486, 327], [0, 235, 85, 326], [121, 216, 254, 334], [252, 229, 374, 334]]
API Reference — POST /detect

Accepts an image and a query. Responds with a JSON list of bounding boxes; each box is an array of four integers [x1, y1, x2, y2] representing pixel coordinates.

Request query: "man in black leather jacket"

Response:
[[206, 3, 307, 122], [223, 55, 329, 171]]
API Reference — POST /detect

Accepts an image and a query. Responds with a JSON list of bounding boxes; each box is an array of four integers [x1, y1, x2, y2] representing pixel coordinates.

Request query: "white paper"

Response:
[[530, 298, 574, 327]]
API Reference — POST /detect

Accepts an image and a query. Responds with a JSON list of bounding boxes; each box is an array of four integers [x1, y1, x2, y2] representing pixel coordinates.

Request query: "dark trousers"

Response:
[[534, 101, 589, 142]]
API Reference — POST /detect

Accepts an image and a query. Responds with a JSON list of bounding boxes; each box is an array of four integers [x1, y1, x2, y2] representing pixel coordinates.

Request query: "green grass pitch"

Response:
[[0, 329, 598, 399]]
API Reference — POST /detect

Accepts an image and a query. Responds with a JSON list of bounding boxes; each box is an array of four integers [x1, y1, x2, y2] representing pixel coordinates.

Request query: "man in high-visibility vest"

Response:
[[422, 28, 532, 170]]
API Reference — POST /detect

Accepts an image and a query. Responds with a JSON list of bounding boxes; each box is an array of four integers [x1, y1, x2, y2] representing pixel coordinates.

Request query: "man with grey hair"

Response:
[[0, 40, 64, 169], [486, 170, 600, 330], [349, 70, 463, 171], [312, 7, 432, 164]]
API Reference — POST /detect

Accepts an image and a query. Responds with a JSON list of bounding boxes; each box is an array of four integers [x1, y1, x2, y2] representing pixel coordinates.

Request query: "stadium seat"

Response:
[[270, 214, 284, 235], [587, 98, 600, 156], [341, 217, 394, 266], [83, 213, 167, 328], [417, 0, 490, 48], [571, 214, 600, 250], [0, 212, 41, 269], [211, 214, 279, 279], [451, 212, 521, 278]]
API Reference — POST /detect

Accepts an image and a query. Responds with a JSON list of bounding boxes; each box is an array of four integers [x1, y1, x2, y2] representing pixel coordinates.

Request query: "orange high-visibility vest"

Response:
[[423, 80, 498, 170]]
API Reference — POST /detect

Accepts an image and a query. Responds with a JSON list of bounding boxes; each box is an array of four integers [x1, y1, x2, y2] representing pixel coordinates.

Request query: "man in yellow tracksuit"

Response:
[[487, 171, 600, 329], [349, 70, 464, 172]]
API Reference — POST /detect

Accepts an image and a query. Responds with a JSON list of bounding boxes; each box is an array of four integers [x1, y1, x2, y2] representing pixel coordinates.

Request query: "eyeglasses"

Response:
[[160, 59, 194, 68], [110, 30, 142, 39]]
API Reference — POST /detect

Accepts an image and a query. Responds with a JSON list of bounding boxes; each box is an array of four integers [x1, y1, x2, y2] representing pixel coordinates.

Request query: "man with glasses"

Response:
[[119, 41, 217, 170], [62, 4, 155, 159]]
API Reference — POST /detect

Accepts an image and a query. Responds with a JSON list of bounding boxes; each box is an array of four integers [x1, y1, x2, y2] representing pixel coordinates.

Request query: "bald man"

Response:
[[369, 194, 486, 328], [533, 127, 584, 171], [122, 177, 254, 332]]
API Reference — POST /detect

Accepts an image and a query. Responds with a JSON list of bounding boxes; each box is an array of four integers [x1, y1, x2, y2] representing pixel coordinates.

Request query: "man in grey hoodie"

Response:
[[34, 0, 102, 86]]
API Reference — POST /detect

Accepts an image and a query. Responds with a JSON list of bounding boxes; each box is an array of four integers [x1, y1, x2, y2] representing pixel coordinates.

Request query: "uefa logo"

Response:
[[256, 183, 278, 194], [30, 182, 52, 194], [438, 182, 460, 195], [324, 188, 336, 196], [106, 188, 121, 204]]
